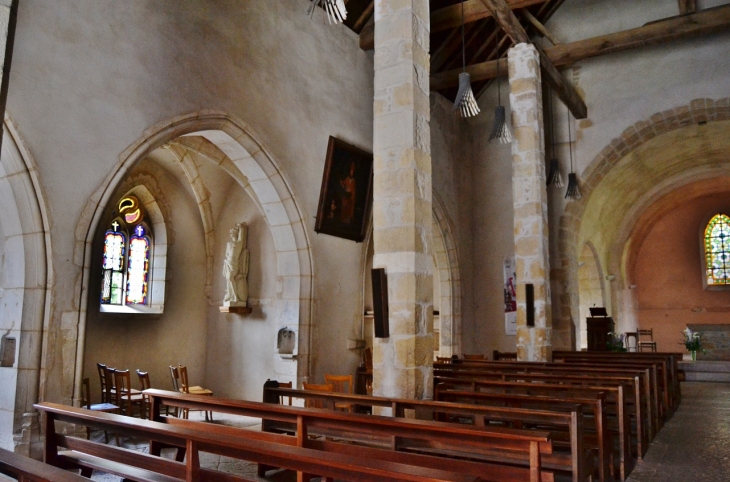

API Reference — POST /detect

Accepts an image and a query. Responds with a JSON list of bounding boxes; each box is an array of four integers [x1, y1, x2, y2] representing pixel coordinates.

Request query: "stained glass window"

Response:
[[704, 214, 730, 285], [101, 227, 126, 304], [126, 225, 150, 305]]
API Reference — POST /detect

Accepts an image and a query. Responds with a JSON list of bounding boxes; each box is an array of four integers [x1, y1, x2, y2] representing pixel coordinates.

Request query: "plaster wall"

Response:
[[634, 191, 730, 352], [82, 155, 208, 403], [5, 0, 374, 403], [206, 180, 279, 401], [0, 205, 17, 449]]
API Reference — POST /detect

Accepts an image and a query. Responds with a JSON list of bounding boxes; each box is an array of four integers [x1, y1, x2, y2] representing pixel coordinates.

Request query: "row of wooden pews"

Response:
[[440, 351, 683, 481]]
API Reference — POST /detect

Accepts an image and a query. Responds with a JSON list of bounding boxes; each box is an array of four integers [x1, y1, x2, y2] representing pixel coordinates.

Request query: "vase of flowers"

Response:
[[606, 332, 627, 352], [681, 327, 702, 361]]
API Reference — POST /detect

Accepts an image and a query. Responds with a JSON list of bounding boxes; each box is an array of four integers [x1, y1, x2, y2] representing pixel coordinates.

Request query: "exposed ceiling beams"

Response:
[[432, 5, 730, 90], [478, 0, 586, 118]]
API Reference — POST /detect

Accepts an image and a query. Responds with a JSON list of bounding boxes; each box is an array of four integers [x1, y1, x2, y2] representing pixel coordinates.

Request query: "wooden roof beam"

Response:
[[432, 5, 730, 92], [478, 0, 587, 119], [359, 0, 547, 50]]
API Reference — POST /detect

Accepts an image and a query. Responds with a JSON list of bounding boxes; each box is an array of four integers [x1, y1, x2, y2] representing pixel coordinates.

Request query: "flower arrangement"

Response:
[[606, 332, 627, 352], [682, 327, 702, 352]]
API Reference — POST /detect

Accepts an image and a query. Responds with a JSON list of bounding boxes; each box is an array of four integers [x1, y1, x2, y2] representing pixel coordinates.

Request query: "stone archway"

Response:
[[71, 111, 313, 403], [555, 98, 730, 343], [577, 242, 605, 349], [0, 118, 51, 455], [432, 194, 462, 357]]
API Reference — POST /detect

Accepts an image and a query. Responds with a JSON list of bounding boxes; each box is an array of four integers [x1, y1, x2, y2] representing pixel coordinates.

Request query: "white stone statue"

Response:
[[223, 222, 250, 307]]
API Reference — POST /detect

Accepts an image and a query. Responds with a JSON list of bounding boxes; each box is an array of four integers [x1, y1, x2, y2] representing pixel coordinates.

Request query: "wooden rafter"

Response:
[[478, 0, 587, 118], [359, 0, 547, 50], [352, 1, 374, 32], [432, 5, 730, 90], [522, 9, 560, 45]]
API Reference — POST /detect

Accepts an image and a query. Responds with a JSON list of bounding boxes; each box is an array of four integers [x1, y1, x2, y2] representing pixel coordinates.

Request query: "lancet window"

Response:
[[704, 213, 730, 286], [101, 196, 153, 306]]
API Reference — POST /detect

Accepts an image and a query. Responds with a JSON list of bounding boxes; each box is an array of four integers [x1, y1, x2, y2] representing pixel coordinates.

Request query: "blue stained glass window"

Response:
[[704, 214, 730, 285], [125, 229, 150, 305]]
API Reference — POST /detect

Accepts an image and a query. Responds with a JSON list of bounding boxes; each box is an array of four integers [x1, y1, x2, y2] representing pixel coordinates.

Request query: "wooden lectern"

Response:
[[587, 307, 614, 351]]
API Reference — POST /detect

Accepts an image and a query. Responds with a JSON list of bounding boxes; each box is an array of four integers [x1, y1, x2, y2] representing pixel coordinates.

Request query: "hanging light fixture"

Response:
[[546, 89, 563, 188], [564, 104, 581, 199], [307, 0, 347, 25], [489, 54, 512, 144], [453, 0, 480, 118]]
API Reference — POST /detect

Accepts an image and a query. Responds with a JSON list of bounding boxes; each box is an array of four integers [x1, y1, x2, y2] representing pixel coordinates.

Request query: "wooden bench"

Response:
[[35, 401, 482, 482], [432, 386, 614, 482], [437, 361, 656, 442], [434, 366, 649, 456], [0, 447, 89, 482], [144, 389, 555, 482], [434, 376, 634, 480], [261, 384, 594, 482]]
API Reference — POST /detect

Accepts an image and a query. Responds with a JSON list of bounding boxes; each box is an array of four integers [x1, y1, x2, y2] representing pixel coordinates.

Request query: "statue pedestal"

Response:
[[219, 303, 252, 314]]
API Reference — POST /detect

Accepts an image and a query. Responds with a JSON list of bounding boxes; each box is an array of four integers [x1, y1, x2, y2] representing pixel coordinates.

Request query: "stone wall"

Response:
[[688, 324, 730, 361]]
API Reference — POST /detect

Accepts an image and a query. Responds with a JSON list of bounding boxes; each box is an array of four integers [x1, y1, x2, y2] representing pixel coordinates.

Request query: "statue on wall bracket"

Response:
[[222, 222, 250, 308]]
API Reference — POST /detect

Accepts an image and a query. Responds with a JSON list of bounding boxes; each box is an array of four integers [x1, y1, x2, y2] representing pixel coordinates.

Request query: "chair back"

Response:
[[104, 366, 117, 404], [137, 370, 151, 391], [463, 354, 486, 360], [324, 374, 353, 395], [96, 363, 107, 403], [363, 347, 373, 371], [81, 377, 91, 409], [637, 329, 654, 340], [302, 382, 334, 409], [169, 365, 180, 392], [114, 369, 133, 415], [178, 365, 192, 394]]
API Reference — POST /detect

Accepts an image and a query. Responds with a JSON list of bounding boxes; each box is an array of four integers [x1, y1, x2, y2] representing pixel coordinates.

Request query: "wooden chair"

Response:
[[625, 332, 638, 352], [301, 382, 334, 409], [96, 363, 109, 403], [81, 377, 119, 443], [463, 353, 486, 360], [136, 369, 151, 419], [324, 374, 354, 412], [363, 347, 373, 371], [178, 365, 213, 420], [103, 365, 117, 405], [638, 329, 657, 352], [114, 369, 145, 418], [278, 381, 293, 406]]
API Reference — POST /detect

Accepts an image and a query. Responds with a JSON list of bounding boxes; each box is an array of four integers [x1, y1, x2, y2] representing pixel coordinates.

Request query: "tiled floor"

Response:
[[626, 381, 730, 482], [88, 383, 730, 481]]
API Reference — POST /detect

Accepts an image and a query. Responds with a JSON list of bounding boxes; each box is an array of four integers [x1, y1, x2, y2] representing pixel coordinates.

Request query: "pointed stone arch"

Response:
[[432, 194, 462, 357], [555, 98, 730, 346], [0, 118, 51, 454], [577, 242, 605, 349], [71, 111, 313, 402]]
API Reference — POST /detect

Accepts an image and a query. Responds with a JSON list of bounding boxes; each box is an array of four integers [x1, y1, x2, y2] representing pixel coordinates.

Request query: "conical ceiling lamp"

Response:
[[308, 0, 347, 25], [546, 89, 563, 188], [453, 0, 480, 118], [489, 55, 512, 144], [564, 105, 581, 200]]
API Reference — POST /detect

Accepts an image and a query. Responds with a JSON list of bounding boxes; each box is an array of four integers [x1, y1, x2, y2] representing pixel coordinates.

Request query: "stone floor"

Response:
[[87, 383, 730, 482], [626, 381, 730, 482]]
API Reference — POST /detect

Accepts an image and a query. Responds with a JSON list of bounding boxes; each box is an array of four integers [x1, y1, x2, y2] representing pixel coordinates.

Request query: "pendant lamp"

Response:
[[453, 0, 480, 118], [564, 105, 581, 200], [489, 55, 512, 143], [308, 0, 347, 25], [546, 90, 563, 188]]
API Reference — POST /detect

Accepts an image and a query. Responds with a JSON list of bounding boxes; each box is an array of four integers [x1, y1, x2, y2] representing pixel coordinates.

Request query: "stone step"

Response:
[[679, 360, 730, 382]]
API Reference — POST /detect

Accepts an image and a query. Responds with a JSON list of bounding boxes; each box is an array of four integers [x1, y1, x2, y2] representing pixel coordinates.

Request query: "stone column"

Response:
[[372, 0, 433, 400], [509, 43, 552, 362]]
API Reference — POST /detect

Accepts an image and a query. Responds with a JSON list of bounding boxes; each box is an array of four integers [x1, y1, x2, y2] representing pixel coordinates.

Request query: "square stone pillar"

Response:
[[508, 43, 552, 362], [372, 0, 433, 400]]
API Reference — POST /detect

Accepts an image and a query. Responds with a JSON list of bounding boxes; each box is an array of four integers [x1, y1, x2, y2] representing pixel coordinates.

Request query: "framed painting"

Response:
[[315, 136, 373, 242]]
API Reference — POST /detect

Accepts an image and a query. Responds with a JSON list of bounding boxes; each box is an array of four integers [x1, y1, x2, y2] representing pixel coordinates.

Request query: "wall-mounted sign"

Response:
[[504, 257, 517, 336]]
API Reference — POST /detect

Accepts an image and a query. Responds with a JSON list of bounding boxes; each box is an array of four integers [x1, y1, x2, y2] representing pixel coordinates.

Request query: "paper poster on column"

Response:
[[504, 257, 517, 335]]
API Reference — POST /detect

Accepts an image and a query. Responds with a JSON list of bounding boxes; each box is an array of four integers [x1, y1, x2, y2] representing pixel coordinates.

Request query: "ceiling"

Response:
[[339, 0, 567, 102]]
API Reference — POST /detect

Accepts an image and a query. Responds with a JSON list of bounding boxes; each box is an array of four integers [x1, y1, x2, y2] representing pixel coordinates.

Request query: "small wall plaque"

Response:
[[0, 335, 16, 367]]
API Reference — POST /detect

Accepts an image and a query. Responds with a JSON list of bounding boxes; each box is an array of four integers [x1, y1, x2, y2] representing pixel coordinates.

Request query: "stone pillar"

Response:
[[509, 43, 552, 362], [372, 0, 433, 400]]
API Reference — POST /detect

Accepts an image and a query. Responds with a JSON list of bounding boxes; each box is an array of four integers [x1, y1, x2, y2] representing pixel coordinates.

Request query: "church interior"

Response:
[[1, 0, 730, 481]]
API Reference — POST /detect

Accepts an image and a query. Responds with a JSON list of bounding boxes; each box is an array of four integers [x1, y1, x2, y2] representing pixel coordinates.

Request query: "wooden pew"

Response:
[[434, 367, 649, 456], [0, 447, 88, 482], [434, 376, 634, 481], [260, 384, 594, 482], [437, 361, 656, 441], [144, 389, 555, 482], [35, 402, 482, 482]]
